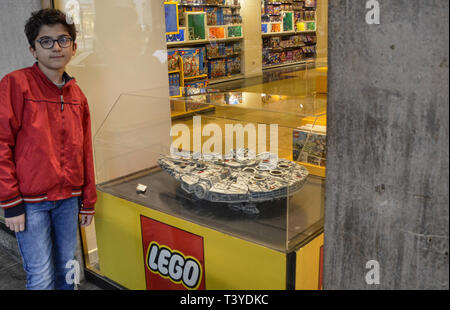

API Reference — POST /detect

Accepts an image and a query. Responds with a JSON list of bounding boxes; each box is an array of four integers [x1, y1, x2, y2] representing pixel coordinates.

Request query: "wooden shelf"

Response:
[[262, 59, 316, 70], [184, 74, 208, 80], [178, 3, 241, 9], [262, 30, 316, 37], [264, 44, 306, 51], [167, 36, 243, 47], [171, 105, 216, 119], [207, 53, 241, 60], [208, 74, 245, 85]]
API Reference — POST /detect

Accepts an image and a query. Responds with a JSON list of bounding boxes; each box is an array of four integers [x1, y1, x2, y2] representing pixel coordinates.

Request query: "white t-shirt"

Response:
[[54, 78, 66, 89]]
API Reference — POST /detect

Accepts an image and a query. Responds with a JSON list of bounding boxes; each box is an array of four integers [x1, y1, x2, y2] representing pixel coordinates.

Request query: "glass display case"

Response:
[[47, 0, 328, 290], [94, 87, 325, 254]]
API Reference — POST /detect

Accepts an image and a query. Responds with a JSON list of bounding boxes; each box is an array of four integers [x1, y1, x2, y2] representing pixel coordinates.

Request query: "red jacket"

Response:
[[0, 63, 96, 218]]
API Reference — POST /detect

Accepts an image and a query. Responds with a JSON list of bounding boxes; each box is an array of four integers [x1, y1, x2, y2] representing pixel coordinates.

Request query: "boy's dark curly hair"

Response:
[[25, 9, 77, 49]]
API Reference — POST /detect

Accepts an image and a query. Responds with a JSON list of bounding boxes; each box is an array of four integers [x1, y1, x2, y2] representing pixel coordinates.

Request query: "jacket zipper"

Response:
[[60, 92, 66, 180]]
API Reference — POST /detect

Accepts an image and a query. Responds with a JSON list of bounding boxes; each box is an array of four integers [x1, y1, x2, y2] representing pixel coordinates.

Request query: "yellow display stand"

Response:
[[315, 67, 328, 94], [300, 162, 326, 178], [296, 233, 324, 290], [94, 191, 324, 290]]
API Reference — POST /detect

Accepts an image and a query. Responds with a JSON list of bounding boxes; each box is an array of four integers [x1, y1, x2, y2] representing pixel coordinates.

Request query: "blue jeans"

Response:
[[15, 197, 80, 290]]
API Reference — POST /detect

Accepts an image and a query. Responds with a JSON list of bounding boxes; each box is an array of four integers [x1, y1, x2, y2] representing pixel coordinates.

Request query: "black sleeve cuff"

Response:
[[3, 203, 26, 218]]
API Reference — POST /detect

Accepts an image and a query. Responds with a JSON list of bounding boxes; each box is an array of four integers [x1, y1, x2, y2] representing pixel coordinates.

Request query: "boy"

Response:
[[0, 9, 96, 290]]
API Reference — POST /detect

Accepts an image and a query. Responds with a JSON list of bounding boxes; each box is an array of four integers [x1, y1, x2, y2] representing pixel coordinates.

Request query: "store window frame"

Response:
[[42, 0, 328, 291]]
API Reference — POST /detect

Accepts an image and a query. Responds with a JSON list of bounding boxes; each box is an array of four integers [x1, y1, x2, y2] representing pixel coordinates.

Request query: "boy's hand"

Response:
[[5, 214, 25, 232], [80, 214, 94, 227]]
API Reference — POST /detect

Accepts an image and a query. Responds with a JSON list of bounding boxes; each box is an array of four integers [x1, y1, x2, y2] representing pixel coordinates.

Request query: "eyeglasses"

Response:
[[36, 36, 73, 49]]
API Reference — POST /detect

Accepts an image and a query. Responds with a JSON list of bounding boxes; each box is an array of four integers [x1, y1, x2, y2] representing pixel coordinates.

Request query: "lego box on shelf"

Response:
[[164, 2, 179, 34], [167, 50, 180, 71], [225, 45, 234, 56], [226, 57, 241, 75], [200, 46, 208, 75], [187, 12, 207, 41], [208, 59, 227, 78], [282, 12, 294, 32], [305, 0, 317, 8], [286, 50, 293, 61], [208, 26, 226, 40], [206, 0, 224, 6], [292, 124, 327, 167], [206, 7, 218, 25], [296, 22, 306, 31], [271, 23, 281, 33], [228, 25, 242, 37], [169, 73, 181, 97], [184, 80, 209, 96], [166, 28, 186, 43], [269, 36, 281, 48], [292, 49, 302, 61], [232, 41, 241, 53], [307, 22, 316, 30], [267, 52, 281, 65], [206, 42, 222, 58], [178, 47, 205, 78]]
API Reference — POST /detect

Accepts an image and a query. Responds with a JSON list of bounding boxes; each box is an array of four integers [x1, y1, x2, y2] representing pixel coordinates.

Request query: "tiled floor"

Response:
[[0, 242, 103, 290], [0, 249, 27, 290]]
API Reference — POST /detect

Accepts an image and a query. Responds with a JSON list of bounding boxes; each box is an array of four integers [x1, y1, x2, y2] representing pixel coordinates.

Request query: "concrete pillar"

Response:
[[324, 0, 449, 289], [0, 0, 41, 78], [0, 1, 40, 224]]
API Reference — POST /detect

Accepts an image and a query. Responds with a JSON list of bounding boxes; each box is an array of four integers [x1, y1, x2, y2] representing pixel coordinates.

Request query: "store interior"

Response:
[[49, 0, 329, 289]]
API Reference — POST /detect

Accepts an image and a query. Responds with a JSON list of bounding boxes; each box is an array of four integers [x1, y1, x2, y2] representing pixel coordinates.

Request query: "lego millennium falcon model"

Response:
[[158, 149, 309, 215]]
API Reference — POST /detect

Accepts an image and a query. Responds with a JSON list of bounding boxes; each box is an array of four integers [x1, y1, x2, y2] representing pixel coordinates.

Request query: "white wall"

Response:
[[241, 0, 263, 78], [55, 0, 171, 135], [55, 0, 173, 183], [316, 0, 328, 61]]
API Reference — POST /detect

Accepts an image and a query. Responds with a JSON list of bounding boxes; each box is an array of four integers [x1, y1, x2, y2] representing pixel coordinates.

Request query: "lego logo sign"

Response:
[[140, 216, 205, 290], [146, 242, 202, 289]]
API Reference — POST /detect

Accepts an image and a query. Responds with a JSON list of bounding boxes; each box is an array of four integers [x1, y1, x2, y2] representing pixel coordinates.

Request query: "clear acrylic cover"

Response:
[[94, 87, 325, 252]]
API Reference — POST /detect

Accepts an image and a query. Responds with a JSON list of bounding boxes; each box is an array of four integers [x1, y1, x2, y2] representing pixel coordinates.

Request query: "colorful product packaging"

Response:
[[297, 22, 306, 31], [226, 57, 241, 75], [228, 25, 242, 37], [179, 47, 204, 78], [166, 28, 186, 43], [292, 125, 327, 167], [262, 23, 268, 33], [167, 50, 180, 71], [206, 7, 218, 25], [208, 59, 227, 78], [184, 80, 209, 96], [271, 23, 281, 32], [208, 27, 226, 39]]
